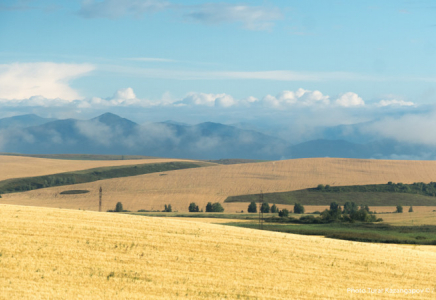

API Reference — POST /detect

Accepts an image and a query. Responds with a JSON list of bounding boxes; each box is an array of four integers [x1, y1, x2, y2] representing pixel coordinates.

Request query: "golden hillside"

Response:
[[2, 158, 436, 212], [0, 155, 194, 181], [1, 204, 435, 299]]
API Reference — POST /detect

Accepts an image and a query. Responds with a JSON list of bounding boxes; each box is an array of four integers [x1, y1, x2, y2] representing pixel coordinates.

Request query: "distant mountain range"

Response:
[[0, 113, 434, 160]]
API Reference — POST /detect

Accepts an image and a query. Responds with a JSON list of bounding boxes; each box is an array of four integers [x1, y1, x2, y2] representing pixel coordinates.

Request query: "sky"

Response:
[[0, 0, 436, 143]]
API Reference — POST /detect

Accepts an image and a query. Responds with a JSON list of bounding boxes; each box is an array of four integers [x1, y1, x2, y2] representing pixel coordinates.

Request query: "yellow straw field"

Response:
[[0, 155, 193, 181], [3, 158, 436, 212], [0, 204, 435, 299]]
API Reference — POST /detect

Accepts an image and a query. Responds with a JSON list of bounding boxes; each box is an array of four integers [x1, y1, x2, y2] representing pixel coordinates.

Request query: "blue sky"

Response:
[[0, 0, 436, 143]]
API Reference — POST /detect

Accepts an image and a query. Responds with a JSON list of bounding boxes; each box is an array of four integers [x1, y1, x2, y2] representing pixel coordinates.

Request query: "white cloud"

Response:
[[261, 88, 330, 108], [78, 0, 169, 19], [101, 65, 378, 82], [362, 111, 436, 146], [0, 62, 94, 101], [184, 3, 283, 31], [377, 99, 415, 107], [335, 92, 365, 107], [178, 92, 236, 108]]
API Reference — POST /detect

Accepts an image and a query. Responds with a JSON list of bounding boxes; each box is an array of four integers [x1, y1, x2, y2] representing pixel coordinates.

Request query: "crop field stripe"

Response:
[[0, 155, 197, 182], [0, 161, 212, 194]]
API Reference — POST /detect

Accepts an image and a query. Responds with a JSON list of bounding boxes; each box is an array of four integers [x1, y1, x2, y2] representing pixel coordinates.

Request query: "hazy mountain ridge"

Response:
[[0, 113, 434, 160]]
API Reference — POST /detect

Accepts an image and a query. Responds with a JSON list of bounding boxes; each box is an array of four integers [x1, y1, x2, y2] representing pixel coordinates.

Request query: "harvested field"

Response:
[[3, 158, 436, 212], [0, 155, 194, 182], [1, 204, 435, 299]]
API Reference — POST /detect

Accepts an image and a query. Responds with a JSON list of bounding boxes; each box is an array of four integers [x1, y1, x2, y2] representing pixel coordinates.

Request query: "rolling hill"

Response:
[[0, 155, 196, 182], [3, 157, 436, 212], [0, 204, 435, 299]]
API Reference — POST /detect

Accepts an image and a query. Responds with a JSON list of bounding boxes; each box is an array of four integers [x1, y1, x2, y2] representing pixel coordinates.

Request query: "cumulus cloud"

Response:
[[183, 3, 283, 30], [376, 99, 415, 107], [0, 62, 94, 101], [335, 92, 365, 107], [177, 92, 236, 108], [261, 88, 330, 108], [78, 0, 169, 19]]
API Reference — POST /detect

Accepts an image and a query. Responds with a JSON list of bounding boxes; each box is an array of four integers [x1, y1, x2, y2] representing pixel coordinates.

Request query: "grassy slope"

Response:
[[1, 204, 436, 299], [227, 221, 436, 245]]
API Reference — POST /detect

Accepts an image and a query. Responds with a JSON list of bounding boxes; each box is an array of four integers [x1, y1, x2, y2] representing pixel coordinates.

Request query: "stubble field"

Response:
[[0, 155, 193, 182], [3, 157, 436, 212], [1, 204, 435, 299]]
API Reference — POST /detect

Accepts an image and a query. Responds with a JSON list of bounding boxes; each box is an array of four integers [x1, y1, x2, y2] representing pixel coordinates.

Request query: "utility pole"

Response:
[[99, 186, 102, 212], [259, 191, 264, 230]]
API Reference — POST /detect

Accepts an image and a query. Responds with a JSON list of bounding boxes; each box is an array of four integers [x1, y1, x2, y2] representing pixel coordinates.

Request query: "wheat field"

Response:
[[0, 204, 435, 299], [3, 158, 436, 212], [0, 155, 194, 182]]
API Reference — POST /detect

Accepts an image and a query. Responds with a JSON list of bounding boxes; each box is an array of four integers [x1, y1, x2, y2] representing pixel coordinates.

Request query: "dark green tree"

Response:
[[294, 203, 305, 214], [164, 204, 172, 212], [115, 202, 123, 212], [189, 202, 199, 212], [211, 202, 224, 212], [248, 201, 257, 213], [343, 202, 358, 214], [278, 209, 289, 217], [408, 206, 413, 213], [396, 205, 403, 213], [260, 202, 270, 213], [270, 204, 278, 213], [205, 202, 213, 212]]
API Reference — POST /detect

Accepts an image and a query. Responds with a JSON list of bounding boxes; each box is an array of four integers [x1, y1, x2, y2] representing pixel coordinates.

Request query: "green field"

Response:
[[0, 161, 210, 194], [226, 183, 436, 206], [226, 222, 436, 245], [126, 211, 278, 220]]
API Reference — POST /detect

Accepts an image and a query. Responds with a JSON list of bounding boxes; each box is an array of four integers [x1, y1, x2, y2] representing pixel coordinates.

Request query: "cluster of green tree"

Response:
[[0, 161, 203, 194], [315, 182, 436, 197], [188, 202, 225, 212], [395, 205, 414, 213], [205, 202, 224, 212], [163, 204, 172, 212], [271, 201, 383, 224], [247, 202, 279, 213]]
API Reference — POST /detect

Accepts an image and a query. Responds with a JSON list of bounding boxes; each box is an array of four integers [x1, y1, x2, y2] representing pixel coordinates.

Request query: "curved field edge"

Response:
[[226, 222, 436, 245], [0, 161, 213, 194], [1, 204, 436, 299], [0, 155, 197, 182]]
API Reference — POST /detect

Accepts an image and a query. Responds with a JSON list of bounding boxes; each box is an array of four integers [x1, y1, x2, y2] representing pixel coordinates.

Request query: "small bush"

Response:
[[408, 206, 413, 213]]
